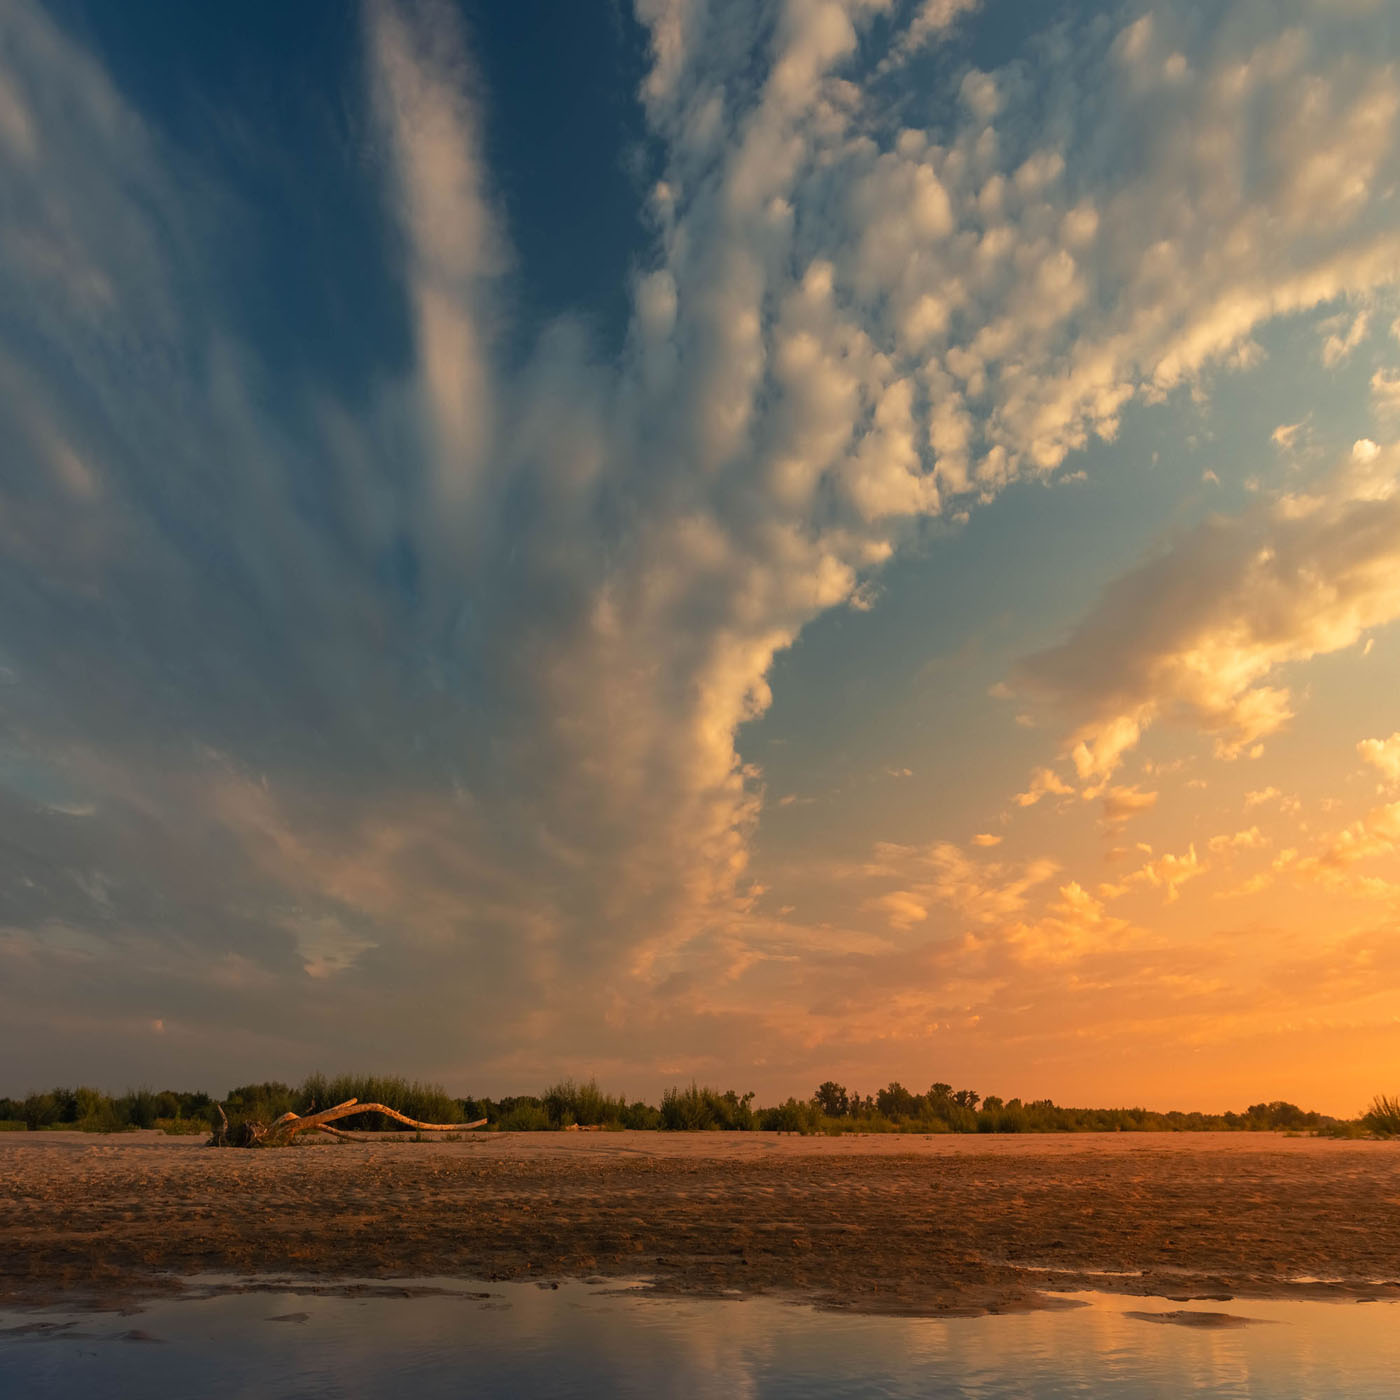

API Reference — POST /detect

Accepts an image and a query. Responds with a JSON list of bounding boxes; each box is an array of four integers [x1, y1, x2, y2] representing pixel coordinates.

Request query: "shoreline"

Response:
[[6, 1269, 1395, 1325], [4, 1131, 1398, 1318]]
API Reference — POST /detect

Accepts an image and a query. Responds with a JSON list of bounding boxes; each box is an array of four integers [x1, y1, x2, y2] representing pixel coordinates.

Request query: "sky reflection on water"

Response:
[[2, 1279, 1397, 1399]]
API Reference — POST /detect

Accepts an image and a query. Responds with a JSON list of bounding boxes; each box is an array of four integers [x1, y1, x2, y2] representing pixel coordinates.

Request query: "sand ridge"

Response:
[[3, 1130, 1398, 1316]]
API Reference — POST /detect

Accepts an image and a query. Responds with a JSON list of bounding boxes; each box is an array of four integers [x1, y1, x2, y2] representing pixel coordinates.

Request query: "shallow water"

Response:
[[3, 1278, 1397, 1399]]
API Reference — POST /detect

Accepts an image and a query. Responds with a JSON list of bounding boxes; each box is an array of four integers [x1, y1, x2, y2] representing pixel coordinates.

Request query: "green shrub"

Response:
[[758, 1097, 822, 1133], [542, 1078, 631, 1128], [155, 1117, 209, 1135], [660, 1083, 755, 1130], [77, 1102, 132, 1133], [1363, 1094, 1400, 1137], [1, 1075, 1358, 1139], [116, 1089, 160, 1130], [497, 1101, 551, 1131], [847, 1114, 900, 1133], [1313, 1120, 1368, 1139], [21, 1092, 60, 1131], [222, 1081, 298, 1134], [621, 1099, 662, 1130], [294, 1074, 463, 1130]]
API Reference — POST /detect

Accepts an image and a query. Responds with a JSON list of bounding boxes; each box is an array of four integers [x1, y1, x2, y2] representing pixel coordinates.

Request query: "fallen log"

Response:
[[312, 1119, 489, 1143], [211, 1098, 487, 1147]]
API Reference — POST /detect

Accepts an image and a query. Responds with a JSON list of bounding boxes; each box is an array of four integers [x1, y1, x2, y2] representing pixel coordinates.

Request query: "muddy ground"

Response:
[[3, 1129, 1397, 1316]]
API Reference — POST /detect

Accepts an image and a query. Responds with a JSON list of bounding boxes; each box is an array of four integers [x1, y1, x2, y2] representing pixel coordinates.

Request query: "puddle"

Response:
[[2, 1277, 1396, 1397]]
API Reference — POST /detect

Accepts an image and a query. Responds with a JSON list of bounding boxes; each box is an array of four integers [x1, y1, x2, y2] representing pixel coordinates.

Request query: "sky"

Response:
[[2, 0, 1399, 1115]]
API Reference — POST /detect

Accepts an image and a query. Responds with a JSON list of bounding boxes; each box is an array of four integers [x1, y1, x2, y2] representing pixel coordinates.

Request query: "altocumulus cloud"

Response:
[[1, 0, 1400, 1088]]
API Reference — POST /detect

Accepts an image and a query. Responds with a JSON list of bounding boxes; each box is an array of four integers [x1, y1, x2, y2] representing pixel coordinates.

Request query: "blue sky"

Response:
[[2, 0, 1400, 1111]]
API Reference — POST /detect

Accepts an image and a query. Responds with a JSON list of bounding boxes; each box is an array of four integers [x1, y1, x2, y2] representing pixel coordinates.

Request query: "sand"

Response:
[[2, 1130, 1398, 1316]]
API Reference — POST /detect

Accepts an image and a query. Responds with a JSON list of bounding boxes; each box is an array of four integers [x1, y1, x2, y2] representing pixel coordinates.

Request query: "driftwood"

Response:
[[212, 1097, 487, 1148]]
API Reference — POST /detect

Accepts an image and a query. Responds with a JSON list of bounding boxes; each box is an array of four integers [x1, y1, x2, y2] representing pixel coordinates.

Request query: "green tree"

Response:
[[119, 1090, 159, 1129], [813, 1081, 849, 1117], [22, 1092, 59, 1131], [760, 1098, 821, 1133], [876, 1082, 920, 1120]]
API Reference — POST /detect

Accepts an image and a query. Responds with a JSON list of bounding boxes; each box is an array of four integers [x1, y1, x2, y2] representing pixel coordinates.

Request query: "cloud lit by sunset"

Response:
[[2, 0, 1398, 1114]]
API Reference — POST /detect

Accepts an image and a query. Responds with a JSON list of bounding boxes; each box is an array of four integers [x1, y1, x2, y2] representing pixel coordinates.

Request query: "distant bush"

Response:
[[660, 1083, 755, 1131], [117, 1089, 161, 1130], [0, 1075, 1362, 1138], [1312, 1120, 1367, 1139], [542, 1078, 639, 1129], [1, 1086, 216, 1133], [788, 1084, 1347, 1137], [223, 1081, 298, 1133], [155, 1117, 210, 1136], [757, 1097, 822, 1134], [21, 1092, 61, 1131], [1224, 1101, 1324, 1132], [621, 1099, 662, 1130], [497, 1101, 551, 1131], [1363, 1094, 1400, 1137], [78, 1102, 132, 1133], [294, 1074, 463, 1130]]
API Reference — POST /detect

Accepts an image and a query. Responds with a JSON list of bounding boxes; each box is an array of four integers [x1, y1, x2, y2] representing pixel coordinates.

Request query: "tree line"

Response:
[[2, 1074, 1388, 1136]]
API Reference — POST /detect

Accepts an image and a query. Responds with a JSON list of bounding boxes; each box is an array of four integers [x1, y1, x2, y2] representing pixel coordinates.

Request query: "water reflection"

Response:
[[2, 1279, 1396, 1399]]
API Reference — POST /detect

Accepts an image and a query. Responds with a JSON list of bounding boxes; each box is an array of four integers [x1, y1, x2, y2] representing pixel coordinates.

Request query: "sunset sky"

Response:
[[2, 0, 1399, 1114]]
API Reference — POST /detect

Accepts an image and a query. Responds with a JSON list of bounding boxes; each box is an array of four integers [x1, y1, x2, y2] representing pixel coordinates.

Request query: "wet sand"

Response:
[[2, 1130, 1397, 1316]]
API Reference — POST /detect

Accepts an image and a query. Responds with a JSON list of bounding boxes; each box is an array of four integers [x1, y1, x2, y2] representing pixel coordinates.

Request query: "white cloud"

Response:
[[1264, 801, 1400, 899], [1007, 881, 1133, 964], [1311, 801, 1400, 869], [865, 840, 1058, 930], [1101, 785, 1159, 826], [872, 890, 928, 930], [1320, 307, 1370, 366], [1358, 732, 1400, 782], [3, 0, 1400, 1085], [366, 0, 505, 519], [1121, 843, 1206, 904], [1208, 826, 1267, 854], [1014, 766, 1075, 808], [1372, 369, 1400, 421], [1018, 442, 1400, 780], [904, 0, 980, 51]]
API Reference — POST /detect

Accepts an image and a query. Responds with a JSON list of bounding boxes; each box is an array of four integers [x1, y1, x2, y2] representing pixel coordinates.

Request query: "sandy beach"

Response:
[[2, 1130, 1397, 1316]]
